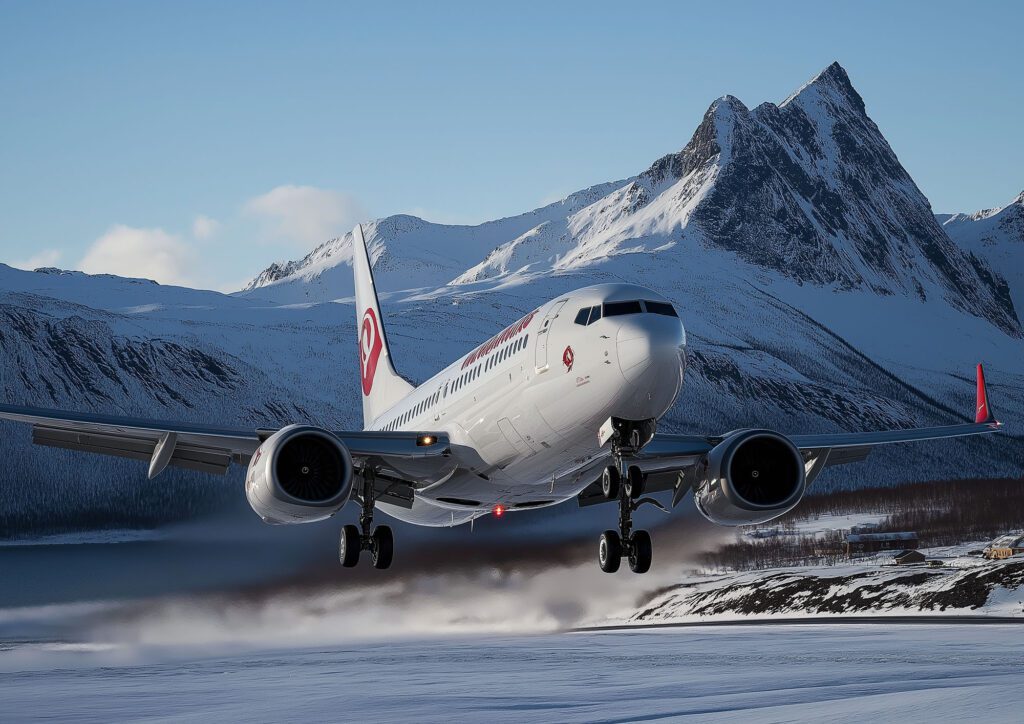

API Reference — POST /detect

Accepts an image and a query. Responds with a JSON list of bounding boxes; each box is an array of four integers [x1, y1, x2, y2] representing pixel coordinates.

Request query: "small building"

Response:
[[893, 549, 926, 565], [850, 523, 880, 535], [983, 533, 1024, 560], [845, 531, 918, 556]]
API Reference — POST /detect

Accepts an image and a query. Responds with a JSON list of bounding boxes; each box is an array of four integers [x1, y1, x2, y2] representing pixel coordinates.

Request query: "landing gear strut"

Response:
[[598, 426, 655, 574], [339, 467, 394, 570]]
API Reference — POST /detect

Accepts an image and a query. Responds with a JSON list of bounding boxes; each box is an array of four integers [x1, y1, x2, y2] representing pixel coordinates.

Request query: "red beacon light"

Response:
[[492, 504, 506, 518]]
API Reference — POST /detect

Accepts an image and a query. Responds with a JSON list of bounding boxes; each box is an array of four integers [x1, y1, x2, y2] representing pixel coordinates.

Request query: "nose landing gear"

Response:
[[598, 421, 659, 573], [339, 467, 394, 570], [597, 425, 659, 574], [598, 419, 659, 573], [598, 467, 654, 574]]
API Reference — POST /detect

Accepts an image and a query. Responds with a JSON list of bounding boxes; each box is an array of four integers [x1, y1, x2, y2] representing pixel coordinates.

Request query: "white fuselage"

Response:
[[371, 283, 687, 526]]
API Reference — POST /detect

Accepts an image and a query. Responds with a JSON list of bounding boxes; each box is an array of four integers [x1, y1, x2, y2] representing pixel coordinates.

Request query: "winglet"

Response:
[[975, 363, 998, 425]]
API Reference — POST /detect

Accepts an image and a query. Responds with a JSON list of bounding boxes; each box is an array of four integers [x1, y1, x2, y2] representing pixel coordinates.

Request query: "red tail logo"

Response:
[[359, 309, 383, 395], [976, 363, 990, 423]]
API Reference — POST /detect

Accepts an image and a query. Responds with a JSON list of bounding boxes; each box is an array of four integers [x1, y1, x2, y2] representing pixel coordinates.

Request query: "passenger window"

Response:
[[603, 300, 643, 317]]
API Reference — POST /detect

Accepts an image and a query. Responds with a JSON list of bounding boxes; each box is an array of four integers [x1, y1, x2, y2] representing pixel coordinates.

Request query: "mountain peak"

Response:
[[710, 94, 749, 116], [781, 61, 866, 116], [817, 61, 853, 87]]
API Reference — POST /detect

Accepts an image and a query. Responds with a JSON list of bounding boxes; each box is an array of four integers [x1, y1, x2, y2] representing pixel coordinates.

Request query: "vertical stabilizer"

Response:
[[975, 363, 997, 424], [351, 224, 414, 428]]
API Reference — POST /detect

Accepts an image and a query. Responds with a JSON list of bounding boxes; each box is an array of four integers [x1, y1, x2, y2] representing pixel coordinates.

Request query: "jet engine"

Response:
[[245, 425, 355, 524], [693, 429, 805, 526]]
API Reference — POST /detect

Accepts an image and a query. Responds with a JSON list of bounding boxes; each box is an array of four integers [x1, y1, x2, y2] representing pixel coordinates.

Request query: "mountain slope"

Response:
[[240, 181, 625, 303], [940, 191, 1024, 314]]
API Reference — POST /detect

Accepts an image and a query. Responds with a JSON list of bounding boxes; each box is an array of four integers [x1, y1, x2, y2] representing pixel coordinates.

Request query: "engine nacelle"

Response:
[[245, 425, 354, 524], [693, 429, 805, 526]]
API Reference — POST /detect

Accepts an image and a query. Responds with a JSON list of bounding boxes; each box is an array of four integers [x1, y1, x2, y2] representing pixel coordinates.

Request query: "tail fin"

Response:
[[352, 224, 414, 428], [975, 363, 997, 424]]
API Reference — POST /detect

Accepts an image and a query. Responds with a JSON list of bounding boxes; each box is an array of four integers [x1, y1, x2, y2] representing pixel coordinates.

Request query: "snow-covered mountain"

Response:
[[245, 63, 1018, 338], [940, 191, 1024, 314], [625, 552, 1024, 623], [3, 63, 1023, 536], [240, 181, 626, 303]]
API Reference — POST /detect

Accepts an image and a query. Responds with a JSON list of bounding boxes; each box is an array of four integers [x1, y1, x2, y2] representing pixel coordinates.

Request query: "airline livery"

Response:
[[0, 226, 1004, 573]]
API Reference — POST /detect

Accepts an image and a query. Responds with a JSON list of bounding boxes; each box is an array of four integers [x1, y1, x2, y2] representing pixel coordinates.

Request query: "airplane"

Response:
[[0, 225, 1004, 573]]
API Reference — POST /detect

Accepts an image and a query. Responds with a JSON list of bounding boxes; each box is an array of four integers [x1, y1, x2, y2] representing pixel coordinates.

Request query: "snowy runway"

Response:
[[3, 624, 1023, 722]]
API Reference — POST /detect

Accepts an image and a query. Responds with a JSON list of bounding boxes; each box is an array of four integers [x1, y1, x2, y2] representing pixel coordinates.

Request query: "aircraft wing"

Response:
[[579, 364, 1003, 507], [0, 403, 450, 478]]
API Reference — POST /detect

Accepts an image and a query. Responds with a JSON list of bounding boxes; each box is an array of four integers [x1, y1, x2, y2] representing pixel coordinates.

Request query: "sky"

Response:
[[1, 0, 1021, 292]]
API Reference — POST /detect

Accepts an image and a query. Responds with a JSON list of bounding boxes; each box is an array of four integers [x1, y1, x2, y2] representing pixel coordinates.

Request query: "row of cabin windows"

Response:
[[380, 333, 530, 432], [382, 390, 442, 431], [485, 334, 528, 372], [453, 333, 529, 394], [573, 300, 678, 326], [452, 362, 481, 394]]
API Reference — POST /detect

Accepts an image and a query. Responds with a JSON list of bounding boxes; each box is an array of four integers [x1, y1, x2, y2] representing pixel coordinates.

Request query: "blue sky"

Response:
[[1, 0, 1021, 291]]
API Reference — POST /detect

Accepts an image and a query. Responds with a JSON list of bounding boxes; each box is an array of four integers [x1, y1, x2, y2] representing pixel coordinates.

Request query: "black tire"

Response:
[[371, 525, 394, 570], [624, 465, 645, 499], [601, 466, 621, 500], [629, 530, 652, 574], [339, 524, 361, 568], [599, 530, 622, 573]]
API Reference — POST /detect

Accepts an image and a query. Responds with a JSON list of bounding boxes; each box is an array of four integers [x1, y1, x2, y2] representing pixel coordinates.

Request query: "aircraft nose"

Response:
[[615, 316, 685, 383], [616, 324, 653, 382]]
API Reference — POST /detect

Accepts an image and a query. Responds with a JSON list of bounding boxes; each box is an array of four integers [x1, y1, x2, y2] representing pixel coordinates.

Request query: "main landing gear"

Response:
[[597, 431, 656, 574], [339, 468, 394, 570]]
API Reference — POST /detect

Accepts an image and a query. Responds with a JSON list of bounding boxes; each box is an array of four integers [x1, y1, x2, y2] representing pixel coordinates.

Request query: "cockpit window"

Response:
[[574, 305, 603, 326], [603, 300, 643, 317], [644, 300, 678, 317], [578, 300, 678, 324]]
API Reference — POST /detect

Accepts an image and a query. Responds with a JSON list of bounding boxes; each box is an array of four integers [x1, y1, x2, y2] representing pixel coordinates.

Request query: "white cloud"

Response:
[[79, 225, 197, 286], [192, 214, 220, 240], [243, 185, 366, 246], [10, 248, 62, 270]]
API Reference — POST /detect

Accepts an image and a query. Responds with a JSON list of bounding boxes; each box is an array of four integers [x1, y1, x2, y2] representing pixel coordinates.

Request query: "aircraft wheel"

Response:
[[601, 466, 621, 500], [624, 465, 645, 499], [599, 530, 622, 573], [371, 525, 394, 570], [628, 530, 652, 574], [339, 524, 361, 568]]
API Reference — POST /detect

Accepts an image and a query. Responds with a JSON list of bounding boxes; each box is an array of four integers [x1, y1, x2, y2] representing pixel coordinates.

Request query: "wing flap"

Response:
[[33, 426, 232, 475]]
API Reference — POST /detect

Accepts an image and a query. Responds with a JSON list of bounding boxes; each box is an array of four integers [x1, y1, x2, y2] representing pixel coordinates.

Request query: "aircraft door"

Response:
[[534, 299, 567, 372]]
